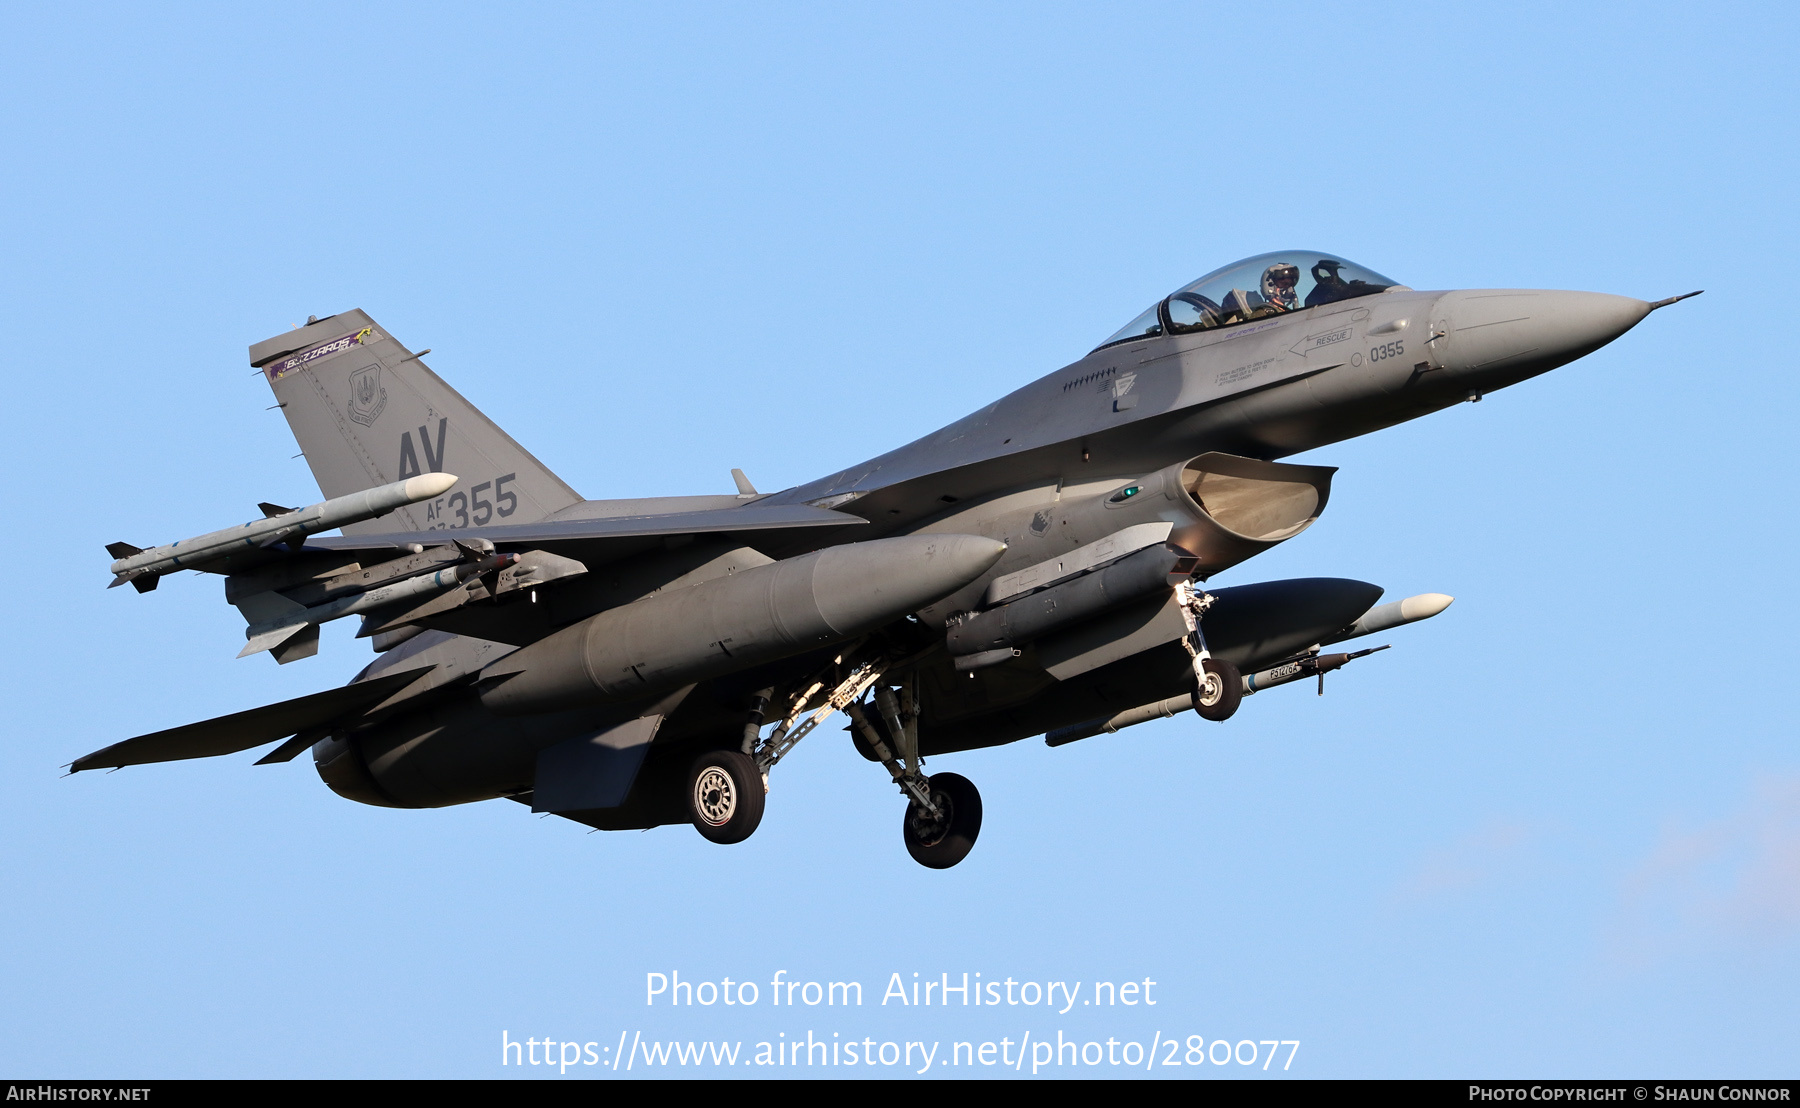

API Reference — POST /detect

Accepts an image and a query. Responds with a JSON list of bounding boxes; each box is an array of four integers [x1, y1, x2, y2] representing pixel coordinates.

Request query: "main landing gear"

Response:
[[686, 655, 984, 870], [900, 771, 981, 869], [845, 680, 982, 870], [685, 749, 765, 845]]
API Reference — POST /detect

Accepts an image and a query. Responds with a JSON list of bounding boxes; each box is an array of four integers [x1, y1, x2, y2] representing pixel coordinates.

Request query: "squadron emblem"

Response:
[[348, 363, 387, 427]]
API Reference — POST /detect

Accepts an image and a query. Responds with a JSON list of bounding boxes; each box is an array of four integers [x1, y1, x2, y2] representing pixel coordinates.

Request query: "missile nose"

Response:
[[403, 472, 458, 501], [812, 533, 1008, 634], [1399, 592, 1454, 621], [1431, 290, 1652, 383]]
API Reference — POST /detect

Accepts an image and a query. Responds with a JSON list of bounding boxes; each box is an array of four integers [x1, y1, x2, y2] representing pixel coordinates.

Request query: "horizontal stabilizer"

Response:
[[69, 666, 432, 773]]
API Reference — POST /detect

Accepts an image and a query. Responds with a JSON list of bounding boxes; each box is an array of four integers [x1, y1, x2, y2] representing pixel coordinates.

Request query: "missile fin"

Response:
[[238, 622, 310, 658], [105, 542, 143, 560], [234, 590, 306, 625], [270, 625, 320, 664], [257, 502, 295, 519]]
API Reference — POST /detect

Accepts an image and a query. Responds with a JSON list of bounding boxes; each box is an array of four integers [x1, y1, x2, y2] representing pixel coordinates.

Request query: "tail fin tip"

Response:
[[252, 310, 582, 535]]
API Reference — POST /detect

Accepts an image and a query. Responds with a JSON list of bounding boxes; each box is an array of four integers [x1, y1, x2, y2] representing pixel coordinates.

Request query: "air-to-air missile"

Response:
[[478, 534, 1007, 714], [1232, 591, 1455, 694], [106, 473, 458, 591], [1317, 592, 1455, 647], [1043, 591, 1455, 747], [239, 550, 520, 658]]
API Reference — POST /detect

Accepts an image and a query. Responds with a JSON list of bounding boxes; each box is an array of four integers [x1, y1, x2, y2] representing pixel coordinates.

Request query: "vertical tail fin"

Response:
[[250, 311, 582, 534]]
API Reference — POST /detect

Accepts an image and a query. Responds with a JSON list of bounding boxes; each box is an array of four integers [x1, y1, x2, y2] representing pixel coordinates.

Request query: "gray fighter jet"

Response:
[[75, 252, 1696, 868]]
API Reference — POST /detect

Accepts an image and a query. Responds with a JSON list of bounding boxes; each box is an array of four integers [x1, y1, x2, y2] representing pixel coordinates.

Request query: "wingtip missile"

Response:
[[401, 472, 458, 502], [107, 473, 459, 589], [1398, 592, 1454, 621]]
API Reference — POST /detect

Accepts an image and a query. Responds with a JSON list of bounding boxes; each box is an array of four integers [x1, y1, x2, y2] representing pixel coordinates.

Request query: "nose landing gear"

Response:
[[1177, 582, 1242, 722], [1192, 656, 1243, 721]]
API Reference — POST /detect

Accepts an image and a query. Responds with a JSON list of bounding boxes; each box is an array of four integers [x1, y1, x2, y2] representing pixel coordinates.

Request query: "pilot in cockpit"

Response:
[[1260, 263, 1301, 311]]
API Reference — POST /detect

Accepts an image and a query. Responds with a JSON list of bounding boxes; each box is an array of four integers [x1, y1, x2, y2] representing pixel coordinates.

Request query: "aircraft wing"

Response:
[[69, 666, 433, 772]]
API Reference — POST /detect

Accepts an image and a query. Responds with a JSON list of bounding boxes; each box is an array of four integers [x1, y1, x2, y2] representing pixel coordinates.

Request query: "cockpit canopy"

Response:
[[1096, 251, 1401, 351]]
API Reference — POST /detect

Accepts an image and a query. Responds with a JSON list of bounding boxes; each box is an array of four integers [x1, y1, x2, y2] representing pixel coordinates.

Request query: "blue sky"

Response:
[[2, 2, 1795, 1079]]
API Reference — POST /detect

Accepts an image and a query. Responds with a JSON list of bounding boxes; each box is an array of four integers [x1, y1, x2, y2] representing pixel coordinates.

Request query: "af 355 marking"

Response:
[[423, 475, 518, 529]]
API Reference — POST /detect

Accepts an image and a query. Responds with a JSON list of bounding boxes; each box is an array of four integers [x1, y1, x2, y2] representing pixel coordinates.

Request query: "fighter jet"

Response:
[[74, 252, 1696, 868]]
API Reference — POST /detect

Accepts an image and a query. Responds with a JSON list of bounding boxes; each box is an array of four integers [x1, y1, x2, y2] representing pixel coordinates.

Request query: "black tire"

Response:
[[902, 772, 982, 869], [686, 750, 765, 845], [1191, 657, 1243, 722]]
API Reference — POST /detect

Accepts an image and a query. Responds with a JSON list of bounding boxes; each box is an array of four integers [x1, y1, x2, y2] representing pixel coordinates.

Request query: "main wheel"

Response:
[[1192, 657, 1243, 722], [902, 772, 982, 869], [686, 750, 765, 844]]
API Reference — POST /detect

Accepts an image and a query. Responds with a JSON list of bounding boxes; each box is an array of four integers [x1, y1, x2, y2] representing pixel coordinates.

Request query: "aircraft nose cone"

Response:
[[1431, 290, 1651, 383], [812, 533, 1008, 633]]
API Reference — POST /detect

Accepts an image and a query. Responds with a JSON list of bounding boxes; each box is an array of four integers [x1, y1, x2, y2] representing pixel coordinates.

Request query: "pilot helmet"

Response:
[[1261, 263, 1301, 309]]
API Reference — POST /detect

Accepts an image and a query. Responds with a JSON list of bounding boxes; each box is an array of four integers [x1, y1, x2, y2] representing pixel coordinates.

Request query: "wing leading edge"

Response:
[[69, 666, 433, 773]]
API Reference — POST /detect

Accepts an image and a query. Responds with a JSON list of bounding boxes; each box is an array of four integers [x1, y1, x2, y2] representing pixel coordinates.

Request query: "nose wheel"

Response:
[[1192, 656, 1243, 721]]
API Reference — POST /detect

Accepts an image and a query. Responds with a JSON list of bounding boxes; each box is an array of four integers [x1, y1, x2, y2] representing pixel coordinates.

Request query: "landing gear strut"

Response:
[[847, 676, 983, 869], [707, 652, 983, 869], [1177, 581, 1242, 722]]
